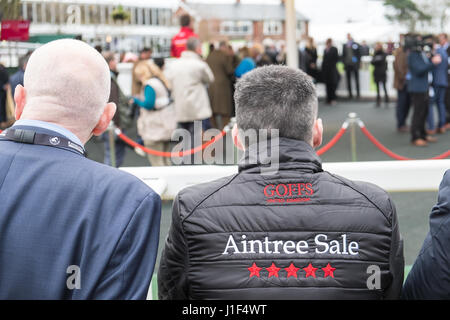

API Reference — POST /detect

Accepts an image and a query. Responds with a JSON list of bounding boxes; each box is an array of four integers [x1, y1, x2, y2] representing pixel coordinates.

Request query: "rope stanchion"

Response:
[[358, 121, 450, 160], [316, 121, 348, 156], [116, 128, 227, 158]]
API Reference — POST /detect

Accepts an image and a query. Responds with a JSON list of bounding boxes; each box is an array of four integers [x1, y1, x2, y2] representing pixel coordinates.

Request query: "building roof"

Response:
[[186, 2, 309, 22]]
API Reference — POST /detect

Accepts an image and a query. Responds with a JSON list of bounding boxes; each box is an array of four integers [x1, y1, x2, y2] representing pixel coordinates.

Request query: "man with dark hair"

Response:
[[171, 14, 198, 58], [158, 65, 404, 300]]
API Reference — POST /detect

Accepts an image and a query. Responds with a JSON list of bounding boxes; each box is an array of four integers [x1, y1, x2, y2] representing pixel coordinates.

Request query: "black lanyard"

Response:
[[0, 128, 86, 157]]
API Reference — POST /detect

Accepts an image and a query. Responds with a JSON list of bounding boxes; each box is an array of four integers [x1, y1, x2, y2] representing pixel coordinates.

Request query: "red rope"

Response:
[[359, 125, 450, 160], [316, 127, 347, 156], [117, 130, 227, 157]]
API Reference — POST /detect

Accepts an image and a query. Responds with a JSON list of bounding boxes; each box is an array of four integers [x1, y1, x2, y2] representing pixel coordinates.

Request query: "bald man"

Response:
[[0, 39, 161, 299]]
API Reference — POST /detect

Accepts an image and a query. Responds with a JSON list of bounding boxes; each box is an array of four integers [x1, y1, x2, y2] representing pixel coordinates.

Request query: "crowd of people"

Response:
[[0, 35, 448, 300]]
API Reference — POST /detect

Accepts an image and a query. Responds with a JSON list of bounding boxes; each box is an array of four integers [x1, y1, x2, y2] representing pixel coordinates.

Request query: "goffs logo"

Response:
[[49, 136, 61, 145], [264, 183, 314, 203]]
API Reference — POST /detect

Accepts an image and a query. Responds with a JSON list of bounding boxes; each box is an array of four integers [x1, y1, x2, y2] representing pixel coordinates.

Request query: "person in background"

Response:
[[235, 46, 256, 78], [9, 52, 31, 100], [131, 47, 152, 157], [407, 37, 441, 147], [360, 40, 370, 56], [132, 61, 176, 167], [342, 33, 361, 99], [442, 33, 450, 130], [0, 62, 9, 129], [171, 14, 198, 58], [393, 34, 411, 133], [206, 41, 235, 129], [321, 38, 339, 105], [402, 170, 450, 299], [101, 51, 128, 168], [371, 42, 389, 107], [305, 37, 318, 82], [427, 35, 448, 134], [165, 37, 214, 164]]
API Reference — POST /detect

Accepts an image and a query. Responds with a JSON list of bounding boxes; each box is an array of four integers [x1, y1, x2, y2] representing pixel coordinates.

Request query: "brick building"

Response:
[[176, 0, 309, 44]]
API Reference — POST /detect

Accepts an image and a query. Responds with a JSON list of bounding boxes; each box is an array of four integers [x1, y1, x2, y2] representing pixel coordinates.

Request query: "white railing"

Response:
[[121, 160, 450, 200]]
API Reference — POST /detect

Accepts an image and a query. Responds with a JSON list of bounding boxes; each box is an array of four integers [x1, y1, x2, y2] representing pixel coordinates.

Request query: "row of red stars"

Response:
[[248, 262, 336, 278]]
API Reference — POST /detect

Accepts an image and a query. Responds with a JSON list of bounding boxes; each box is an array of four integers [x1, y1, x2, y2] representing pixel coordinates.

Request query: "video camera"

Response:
[[403, 34, 434, 52]]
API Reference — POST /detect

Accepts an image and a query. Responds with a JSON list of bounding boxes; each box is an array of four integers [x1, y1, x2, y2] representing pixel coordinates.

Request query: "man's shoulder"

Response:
[[175, 174, 239, 219], [324, 171, 394, 219]]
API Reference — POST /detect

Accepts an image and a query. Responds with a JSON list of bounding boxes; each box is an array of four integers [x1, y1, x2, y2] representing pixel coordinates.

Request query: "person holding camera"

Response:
[[407, 36, 441, 147]]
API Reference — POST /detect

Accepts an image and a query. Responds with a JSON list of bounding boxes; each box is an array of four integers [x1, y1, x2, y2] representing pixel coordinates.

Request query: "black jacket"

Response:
[[402, 170, 450, 299], [158, 138, 404, 300], [371, 50, 388, 83]]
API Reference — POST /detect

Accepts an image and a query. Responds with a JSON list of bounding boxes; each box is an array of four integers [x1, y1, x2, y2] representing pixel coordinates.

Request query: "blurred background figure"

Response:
[[206, 41, 234, 129], [427, 34, 448, 134], [9, 52, 31, 101], [165, 37, 214, 164], [235, 46, 256, 78], [101, 51, 129, 168], [342, 33, 361, 99], [132, 61, 176, 166], [171, 14, 198, 58], [321, 38, 339, 105], [0, 62, 9, 129], [360, 40, 370, 56], [305, 37, 319, 82], [371, 42, 389, 107], [393, 34, 411, 133]]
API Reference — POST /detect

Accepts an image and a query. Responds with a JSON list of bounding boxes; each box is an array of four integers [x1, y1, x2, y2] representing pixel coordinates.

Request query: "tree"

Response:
[[0, 0, 22, 21], [383, 0, 432, 32]]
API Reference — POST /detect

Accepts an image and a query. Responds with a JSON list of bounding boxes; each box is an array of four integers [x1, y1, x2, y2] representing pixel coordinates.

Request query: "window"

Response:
[[220, 21, 253, 36], [263, 21, 282, 36]]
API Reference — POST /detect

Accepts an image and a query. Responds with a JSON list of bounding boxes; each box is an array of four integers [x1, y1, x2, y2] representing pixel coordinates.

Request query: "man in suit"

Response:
[[0, 39, 161, 299], [322, 38, 339, 105], [342, 33, 361, 99]]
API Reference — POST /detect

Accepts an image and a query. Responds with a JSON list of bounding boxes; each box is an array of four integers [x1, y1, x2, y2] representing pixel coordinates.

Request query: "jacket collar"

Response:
[[238, 137, 323, 174], [180, 50, 202, 60]]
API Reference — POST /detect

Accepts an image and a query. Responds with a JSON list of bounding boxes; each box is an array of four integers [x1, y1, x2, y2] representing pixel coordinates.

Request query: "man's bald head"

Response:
[[18, 39, 113, 141]]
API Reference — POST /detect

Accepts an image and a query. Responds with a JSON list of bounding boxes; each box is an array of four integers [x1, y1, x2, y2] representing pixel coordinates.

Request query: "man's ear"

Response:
[[92, 102, 117, 136], [312, 118, 323, 148], [14, 85, 26, 120], [232, 123, 245, 151]]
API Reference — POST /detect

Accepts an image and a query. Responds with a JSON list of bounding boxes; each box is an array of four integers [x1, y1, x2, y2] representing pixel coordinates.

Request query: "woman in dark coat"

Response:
[[321, 38, 339, 105], [305, 37, 318, 81], [371, 42, 389, 107]]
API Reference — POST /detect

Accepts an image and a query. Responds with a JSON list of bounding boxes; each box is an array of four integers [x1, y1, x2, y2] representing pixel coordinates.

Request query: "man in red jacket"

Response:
[[171, 14, 198, 58]]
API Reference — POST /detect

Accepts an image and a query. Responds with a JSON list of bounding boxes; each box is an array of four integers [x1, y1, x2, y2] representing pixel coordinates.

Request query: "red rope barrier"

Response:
[[359, 125, 450, 160], [117, 130, 227, 157], [316, 127, 347, 156]]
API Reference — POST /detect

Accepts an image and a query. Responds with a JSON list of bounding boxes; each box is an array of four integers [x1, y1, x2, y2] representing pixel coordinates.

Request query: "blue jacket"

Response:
[[0, 125, 161, 299], [432, 47, 448, 87], [407, 51, 433, 93], [402, 170, 450, 299]]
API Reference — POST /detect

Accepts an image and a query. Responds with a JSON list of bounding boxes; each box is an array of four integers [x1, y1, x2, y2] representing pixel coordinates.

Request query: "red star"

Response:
[[322, 263, 336, 278], [303, 263, 318, 278], [248, 262, 262, 278], [284, 263, 300, 278], [266, 263, 281, 278]]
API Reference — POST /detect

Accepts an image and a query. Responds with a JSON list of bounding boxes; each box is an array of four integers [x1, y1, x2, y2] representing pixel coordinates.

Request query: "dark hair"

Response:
[[153, 57, 165, 69], [235, 65, 318, 143], [141, 47, 152, 54], [180, 14, 191, 27]]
